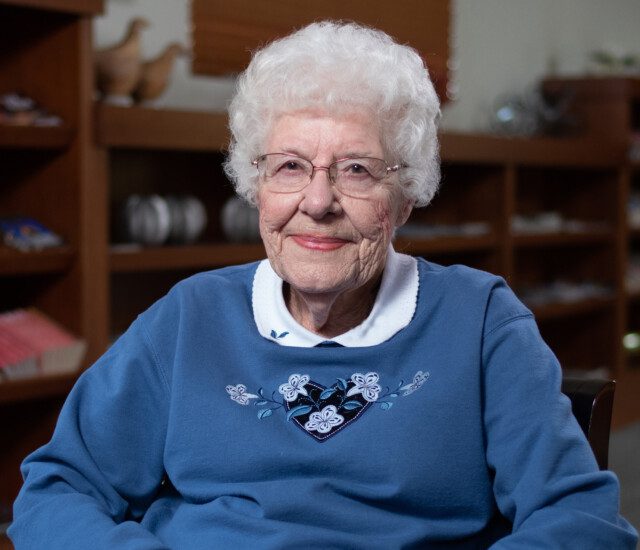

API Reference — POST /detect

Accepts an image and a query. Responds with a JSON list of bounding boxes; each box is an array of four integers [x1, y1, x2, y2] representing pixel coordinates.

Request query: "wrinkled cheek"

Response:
[[370, 203, 394, 241]]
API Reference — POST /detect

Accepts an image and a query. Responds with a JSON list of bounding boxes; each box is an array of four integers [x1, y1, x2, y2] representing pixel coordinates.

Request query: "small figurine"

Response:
[[132, 43, 187, 105], [94, 17, 149, 106]]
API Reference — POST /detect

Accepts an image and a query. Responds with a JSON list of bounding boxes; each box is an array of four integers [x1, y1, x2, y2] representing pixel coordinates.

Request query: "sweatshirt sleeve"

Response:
[[481, 283, 638, 548], [8, 316, 172, 550]]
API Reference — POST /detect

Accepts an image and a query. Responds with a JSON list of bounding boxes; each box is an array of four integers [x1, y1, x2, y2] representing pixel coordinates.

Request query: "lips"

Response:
[[291, 234, 349, 251]]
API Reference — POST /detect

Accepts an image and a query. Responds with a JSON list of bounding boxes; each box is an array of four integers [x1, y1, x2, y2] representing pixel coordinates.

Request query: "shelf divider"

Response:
[[0, 246, 75, 275], [109, 243, 266, 272], [95, 104, 229, 152], [0, 124, 74, 150], [0, 371, 79, 405]]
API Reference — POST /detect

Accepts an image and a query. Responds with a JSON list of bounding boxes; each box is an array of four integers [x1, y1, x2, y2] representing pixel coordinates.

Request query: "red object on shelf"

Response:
[[0, 309, 86, 379]]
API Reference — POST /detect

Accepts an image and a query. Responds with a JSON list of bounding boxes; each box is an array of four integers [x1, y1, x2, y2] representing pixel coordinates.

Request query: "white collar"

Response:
[[252, 247, 419, 347]]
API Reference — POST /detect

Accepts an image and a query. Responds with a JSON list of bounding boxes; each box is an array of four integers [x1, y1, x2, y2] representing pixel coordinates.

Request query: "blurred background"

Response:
[[1, 0, 639, 542]]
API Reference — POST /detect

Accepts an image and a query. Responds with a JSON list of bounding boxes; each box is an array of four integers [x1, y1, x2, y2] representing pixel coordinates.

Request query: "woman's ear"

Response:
[[395, 198, 414, 228]]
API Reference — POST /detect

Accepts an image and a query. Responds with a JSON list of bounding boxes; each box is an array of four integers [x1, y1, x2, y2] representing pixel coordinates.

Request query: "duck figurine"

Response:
[[131, 43, 187, 105], [95, 17, 149, 106]]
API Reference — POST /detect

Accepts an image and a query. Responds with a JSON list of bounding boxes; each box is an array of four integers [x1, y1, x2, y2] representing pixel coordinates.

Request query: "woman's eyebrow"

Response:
[[277, 147, 308, 158], [336, 151, 375, 159]]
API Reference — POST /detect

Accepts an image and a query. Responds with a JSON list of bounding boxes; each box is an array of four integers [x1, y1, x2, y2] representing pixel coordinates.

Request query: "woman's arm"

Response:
[[481, 284, 638, 548], [8, 317, 171, 550]]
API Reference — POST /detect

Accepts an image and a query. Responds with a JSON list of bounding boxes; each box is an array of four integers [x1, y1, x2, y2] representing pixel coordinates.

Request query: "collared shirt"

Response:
[[252, 246, 419, 347]]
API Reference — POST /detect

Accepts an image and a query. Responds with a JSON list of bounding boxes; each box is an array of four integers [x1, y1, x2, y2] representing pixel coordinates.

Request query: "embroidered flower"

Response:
[[304, 405, 345, 434], [278, 374, 310, 402], [400, 370, 430, 396], [346, 372, 381, 402], [226, 384, 259, 405]]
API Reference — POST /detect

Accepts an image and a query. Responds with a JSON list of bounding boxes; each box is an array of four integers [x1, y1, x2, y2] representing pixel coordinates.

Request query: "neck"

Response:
[[285, 275, 381, 338]]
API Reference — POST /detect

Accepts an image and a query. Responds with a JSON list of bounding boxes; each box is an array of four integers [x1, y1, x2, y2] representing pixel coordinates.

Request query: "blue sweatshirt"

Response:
[[9, 260, 638, 549]]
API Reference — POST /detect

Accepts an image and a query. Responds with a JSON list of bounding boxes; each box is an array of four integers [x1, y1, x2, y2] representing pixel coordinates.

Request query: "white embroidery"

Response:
[[346, 372, 381, 402], [400, 371, 430, 396], [304, 405, 345, 434], [278, 373, 310, 402], [226, 384, 259, 405]]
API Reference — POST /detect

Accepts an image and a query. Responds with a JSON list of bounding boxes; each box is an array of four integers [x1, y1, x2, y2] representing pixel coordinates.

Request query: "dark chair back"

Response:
[[561, 377, 615, 470]]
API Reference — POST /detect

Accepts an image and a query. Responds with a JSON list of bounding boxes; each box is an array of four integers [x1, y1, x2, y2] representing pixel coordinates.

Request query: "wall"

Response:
[[94, 0, 640, 131]]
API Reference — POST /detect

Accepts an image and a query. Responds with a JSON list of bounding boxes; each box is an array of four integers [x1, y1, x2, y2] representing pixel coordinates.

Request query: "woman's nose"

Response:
[[298, 169, 342, 218]]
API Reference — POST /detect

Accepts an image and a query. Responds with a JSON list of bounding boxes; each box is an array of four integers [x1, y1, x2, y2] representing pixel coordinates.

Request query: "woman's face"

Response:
[[257, 110, 413, 297]]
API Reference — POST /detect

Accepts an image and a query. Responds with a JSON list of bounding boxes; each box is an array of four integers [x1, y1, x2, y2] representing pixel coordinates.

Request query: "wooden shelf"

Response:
[[93, 106, 627, 164], [0, 124, 73, 150], [394, 234, 497, 255], [530, 296, 615, 321], [0, 246, 74, 275], [0, 371, 78, 405], [625, 289, 640, 303], [513, 229, 613, 248], [110, 243, 266, 273], [543, 76, 640, 101], [95, 104, 229, 152], [440, 132, 624, 167], [0, 0, 103, 14]]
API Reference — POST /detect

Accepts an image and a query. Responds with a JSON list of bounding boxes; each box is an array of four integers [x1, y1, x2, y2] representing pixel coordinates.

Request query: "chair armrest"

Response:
[[561, 377, 615, 470]]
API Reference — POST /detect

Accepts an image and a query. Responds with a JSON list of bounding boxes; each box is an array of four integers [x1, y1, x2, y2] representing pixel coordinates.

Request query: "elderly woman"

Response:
[[9, 21, 637, 550]]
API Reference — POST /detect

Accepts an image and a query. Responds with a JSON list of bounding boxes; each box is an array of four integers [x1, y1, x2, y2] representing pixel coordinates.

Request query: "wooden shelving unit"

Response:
[[0, 0, 104, 539], [0, 124, 74, 149], [542, 76, 640, 426], [0, 372, 78, 405], [532, 296, 616, 322], [109, 243, 266, 272], [394, 234, 498, 255], [95, 104, 228, 151], [512, 230, 614, 248], [0, 246, 75, 275]]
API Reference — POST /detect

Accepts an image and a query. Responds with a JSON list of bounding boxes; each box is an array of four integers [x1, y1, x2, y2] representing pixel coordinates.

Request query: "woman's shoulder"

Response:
[[140, 261, 260, 324], [415, 258, 532, 332], [416, 257, 505, 291], [174, 261, 260, 295]]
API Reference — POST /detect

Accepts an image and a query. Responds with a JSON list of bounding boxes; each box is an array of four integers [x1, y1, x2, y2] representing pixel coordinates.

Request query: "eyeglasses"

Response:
[[252, 153, 402, 198]]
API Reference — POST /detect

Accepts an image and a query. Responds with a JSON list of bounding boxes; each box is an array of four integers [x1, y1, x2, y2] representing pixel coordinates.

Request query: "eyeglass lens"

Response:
[[256, 154, 392, 196]]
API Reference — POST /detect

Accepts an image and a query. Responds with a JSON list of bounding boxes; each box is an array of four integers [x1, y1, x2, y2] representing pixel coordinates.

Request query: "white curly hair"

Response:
[[224, 20, 441, 207]]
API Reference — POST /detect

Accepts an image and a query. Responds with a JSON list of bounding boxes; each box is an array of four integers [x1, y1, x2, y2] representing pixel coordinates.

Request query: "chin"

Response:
[[282, 266, 356, 296]]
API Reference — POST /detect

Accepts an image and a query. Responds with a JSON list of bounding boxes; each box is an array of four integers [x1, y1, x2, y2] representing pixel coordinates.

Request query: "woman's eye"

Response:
[[278, 161, 303, 172], [345, 163, 371, 177]]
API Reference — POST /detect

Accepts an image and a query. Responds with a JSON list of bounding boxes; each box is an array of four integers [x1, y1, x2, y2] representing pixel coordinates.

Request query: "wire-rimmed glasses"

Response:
[[252, 153, 402, 198]]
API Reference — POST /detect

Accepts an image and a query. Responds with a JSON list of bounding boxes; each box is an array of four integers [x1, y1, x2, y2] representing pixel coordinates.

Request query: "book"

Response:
[[0, 330, 38, 380], [0, 308, 86, 380]]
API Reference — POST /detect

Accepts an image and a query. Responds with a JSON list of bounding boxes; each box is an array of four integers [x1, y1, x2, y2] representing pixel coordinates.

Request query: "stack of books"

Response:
[[0, 308, 86, 381]]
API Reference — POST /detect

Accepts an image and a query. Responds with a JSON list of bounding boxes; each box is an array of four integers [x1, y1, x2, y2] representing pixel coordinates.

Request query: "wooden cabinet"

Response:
[[542, 77, 640, 425], [0, 0, 104, 539]]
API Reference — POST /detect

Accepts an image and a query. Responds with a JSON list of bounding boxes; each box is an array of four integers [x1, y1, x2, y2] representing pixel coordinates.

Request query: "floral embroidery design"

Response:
[[278, 373, 310, 402], [225, 384, 259, 406], [346, 372, 381, 402], [400, 370, 430, 396], [226, 370, 430, 441], [304, 405, 345, 434]]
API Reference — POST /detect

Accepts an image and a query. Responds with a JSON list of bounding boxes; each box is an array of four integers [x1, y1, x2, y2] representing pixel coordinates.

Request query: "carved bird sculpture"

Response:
[[131, 43, 187, 105], [95, 17, 149, 105]]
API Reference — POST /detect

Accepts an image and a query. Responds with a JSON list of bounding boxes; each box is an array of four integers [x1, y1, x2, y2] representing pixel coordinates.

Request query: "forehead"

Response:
[[265, 110, 383, 157]]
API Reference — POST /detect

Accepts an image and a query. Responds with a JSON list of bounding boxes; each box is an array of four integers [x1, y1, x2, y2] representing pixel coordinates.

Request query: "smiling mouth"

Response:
[[291, 235, 349, 251]]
